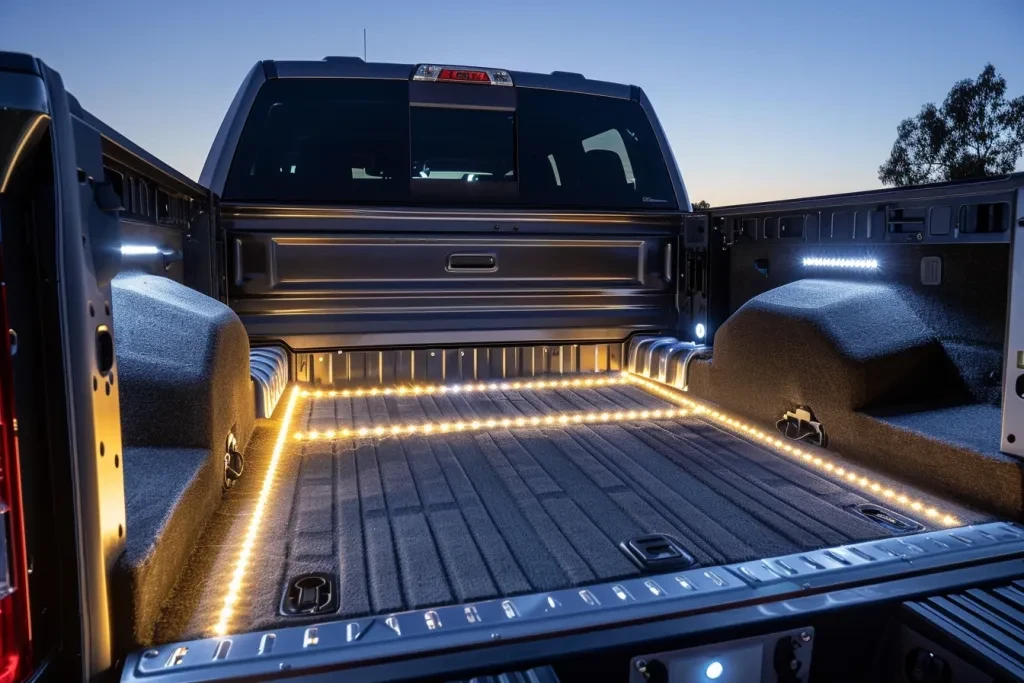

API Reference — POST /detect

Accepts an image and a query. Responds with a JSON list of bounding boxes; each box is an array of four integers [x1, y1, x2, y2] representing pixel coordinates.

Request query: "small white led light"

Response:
[[696, 323, 706, 340], [706, 661, 724, 679]]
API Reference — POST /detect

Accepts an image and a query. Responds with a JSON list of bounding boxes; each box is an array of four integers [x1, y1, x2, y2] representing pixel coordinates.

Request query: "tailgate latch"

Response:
[[776, 406, 828, 448]]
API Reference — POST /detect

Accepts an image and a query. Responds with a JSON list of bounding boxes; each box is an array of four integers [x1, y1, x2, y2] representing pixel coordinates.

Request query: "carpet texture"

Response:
[[111, 273, 257, 648], [155, 379, 974, 643], [112, 272, 255, 452], [686, 279, 1024, 518], [115, 447, 220, 648], [725, 244, 1009, 408]]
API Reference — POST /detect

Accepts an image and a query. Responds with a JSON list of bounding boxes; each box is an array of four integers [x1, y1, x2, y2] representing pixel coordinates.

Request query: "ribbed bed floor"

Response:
[[155, 378, 963, 642]]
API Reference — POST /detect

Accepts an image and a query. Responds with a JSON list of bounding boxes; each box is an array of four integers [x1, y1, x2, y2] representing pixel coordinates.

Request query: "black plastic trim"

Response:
[[0, 70, 48, 113], [280, 573, 337, 616], [0, 51, 40, 75], [902, 578, 1024, 680], [855, 504, 925, 535], [620, 534, 696, 573], [636, 87, 689, 211], [197, 62, 266, 196]]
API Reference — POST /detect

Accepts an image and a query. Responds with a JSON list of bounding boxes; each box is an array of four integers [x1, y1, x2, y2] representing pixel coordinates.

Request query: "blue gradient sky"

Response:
[[3, 0, 1023, 205]]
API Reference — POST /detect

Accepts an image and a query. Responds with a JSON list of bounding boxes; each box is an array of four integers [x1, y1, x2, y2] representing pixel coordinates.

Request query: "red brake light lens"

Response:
[[412, 64, 513, 86], [0, 246, 30, 683], [438, 69, 489, 83]]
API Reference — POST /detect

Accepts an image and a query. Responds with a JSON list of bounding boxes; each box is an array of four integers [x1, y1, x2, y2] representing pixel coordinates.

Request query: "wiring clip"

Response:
[[776, 406, 828, 448]]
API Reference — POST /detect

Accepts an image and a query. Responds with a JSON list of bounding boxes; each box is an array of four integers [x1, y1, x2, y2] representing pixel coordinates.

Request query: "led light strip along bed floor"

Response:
[[623, 373, 960, 527], [211, 374, 626, 635], [215, 372, 962, 636], [293, 372, 960, 526], [295, 373, 959, 526], [213, 385, 301, 637], [298, 374, 628, 399], [293, 406, 691, 441]]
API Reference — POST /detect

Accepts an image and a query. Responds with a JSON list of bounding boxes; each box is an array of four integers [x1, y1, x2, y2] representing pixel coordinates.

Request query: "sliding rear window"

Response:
[[517, 88, 676, 209], [223, 78, 676, 209]]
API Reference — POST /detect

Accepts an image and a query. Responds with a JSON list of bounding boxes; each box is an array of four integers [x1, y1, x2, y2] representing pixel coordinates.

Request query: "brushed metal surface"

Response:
[[225, 212, 678, 349], [298, 342, 623, 386], [244, 235, 648, 288]]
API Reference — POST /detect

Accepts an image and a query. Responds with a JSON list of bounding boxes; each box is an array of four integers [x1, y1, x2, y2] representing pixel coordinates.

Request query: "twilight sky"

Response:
[[3, 0, 1022, 206]]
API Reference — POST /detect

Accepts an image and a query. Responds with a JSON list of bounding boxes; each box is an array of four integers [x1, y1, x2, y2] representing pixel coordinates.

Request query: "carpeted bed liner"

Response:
[[155, 380, 976, 643]]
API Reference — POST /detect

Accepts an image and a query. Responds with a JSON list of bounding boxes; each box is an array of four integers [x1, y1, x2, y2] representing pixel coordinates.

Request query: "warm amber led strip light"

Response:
[[213, 385, 301, 636], [624, 373, 960, 527], [298, 374, 627, 399], [0, 113, 48, 194], [293, 406, 690, 441]]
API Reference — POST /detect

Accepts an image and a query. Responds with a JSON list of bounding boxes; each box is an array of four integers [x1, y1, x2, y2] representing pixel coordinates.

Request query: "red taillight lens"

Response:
[[0, 247, 30, 683], [437, 68, 490, 83], [412, 64, 513, 86]]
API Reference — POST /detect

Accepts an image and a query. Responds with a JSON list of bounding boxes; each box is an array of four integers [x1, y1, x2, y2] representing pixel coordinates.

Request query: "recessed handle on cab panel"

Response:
[[447, 253, 497, 272]]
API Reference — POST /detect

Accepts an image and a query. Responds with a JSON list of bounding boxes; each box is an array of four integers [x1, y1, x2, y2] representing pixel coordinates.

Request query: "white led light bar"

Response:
[[802, 257, 878, 269], [121, 244, 162, 256]]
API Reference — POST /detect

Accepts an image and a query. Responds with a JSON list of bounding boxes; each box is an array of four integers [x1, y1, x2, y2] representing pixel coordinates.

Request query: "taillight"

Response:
[[412, 64, 513, 86], [0, 246, 31, 683]]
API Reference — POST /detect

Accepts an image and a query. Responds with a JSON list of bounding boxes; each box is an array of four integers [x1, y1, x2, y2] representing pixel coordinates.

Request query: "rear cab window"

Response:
[[223, 76, 676, 210], [516, 88, 675, 209]]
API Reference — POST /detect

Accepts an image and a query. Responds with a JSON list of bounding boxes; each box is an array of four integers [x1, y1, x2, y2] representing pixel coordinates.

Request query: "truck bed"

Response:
[[154, 377, 973, 642]]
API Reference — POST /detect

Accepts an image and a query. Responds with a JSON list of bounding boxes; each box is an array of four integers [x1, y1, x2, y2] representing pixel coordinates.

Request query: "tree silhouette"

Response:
[[879, 64, 1024, 187], [691, 200, 711, 210]]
